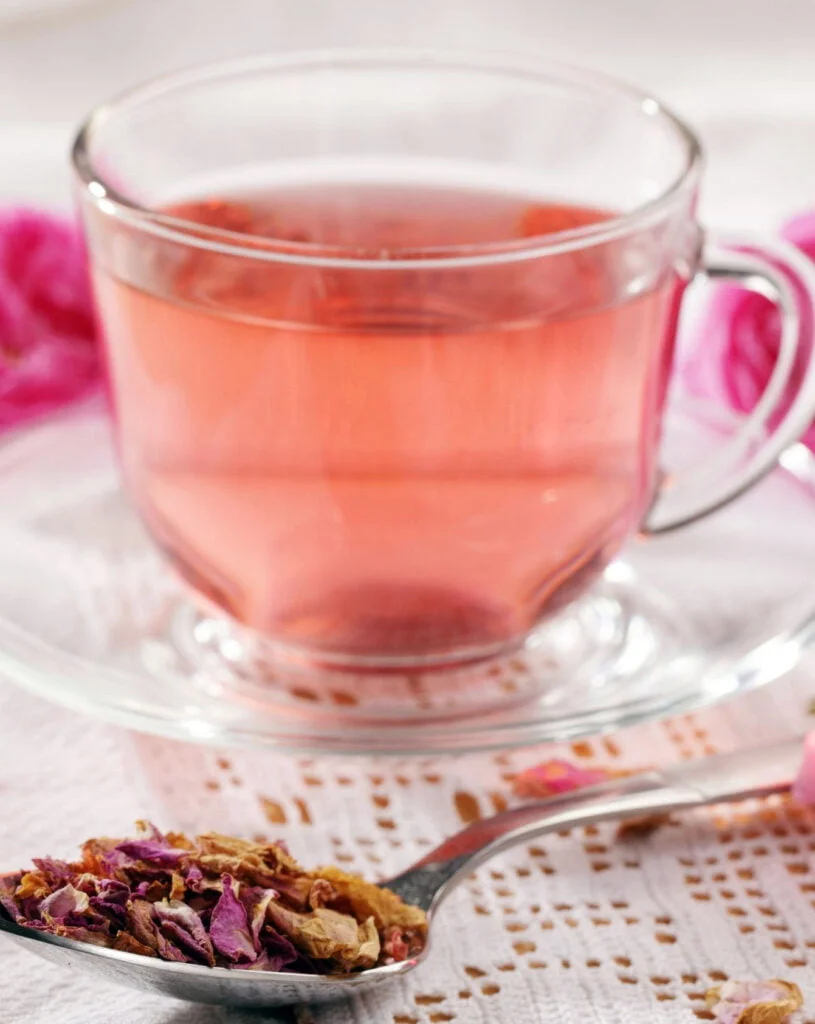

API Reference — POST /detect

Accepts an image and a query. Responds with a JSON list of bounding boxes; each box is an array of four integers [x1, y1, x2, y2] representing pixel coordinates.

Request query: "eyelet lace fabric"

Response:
[[2, 668, 815, 1024]]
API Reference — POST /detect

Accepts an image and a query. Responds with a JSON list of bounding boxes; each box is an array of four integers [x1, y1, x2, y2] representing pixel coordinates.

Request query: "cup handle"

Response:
[[645, 232, 815, 533]]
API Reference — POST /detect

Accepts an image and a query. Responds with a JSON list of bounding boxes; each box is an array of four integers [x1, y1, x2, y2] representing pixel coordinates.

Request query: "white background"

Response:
[[1, 0, 814, 231]]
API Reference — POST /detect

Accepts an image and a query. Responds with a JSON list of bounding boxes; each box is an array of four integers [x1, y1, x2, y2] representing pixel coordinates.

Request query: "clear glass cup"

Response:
[[72, 50, 815, 676]]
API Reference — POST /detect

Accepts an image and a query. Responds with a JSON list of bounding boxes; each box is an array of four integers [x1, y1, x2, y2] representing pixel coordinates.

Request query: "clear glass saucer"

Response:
[[0, 396, 814, 755]]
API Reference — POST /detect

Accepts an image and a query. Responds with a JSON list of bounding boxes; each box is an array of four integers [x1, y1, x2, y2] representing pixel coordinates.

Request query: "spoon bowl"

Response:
[[0, 740, 803, 1007], [0, 918, 416, 1006]]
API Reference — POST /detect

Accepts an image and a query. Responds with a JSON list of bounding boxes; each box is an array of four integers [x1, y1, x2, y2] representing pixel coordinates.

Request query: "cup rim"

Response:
[[71, 47, 704, 271]]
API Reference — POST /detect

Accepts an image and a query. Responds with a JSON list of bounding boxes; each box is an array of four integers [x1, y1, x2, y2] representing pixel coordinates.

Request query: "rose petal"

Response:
[[89, 878, 131, 926], [40, 883, 90, 922], [383, 925, 411, 962], [240, 885, 277, 945], [52, 924, 114, 947], [683, 211, 815, 452], [0, 874, 27, 923], [706, 979, 804, 1024], [14, 872, 50, 900], [258, 928, 312, 973], [128, 898, 160, 952], [781, 212, 815, 262], [113, 932, 158, 957], [210, 875, 257, 964], [265, 902, 381, 970], [114, 840, 188, 868], [31, 858, 73, 884], [152, 898, 215, 966], [0, 824, 427, 975], [513, 759, 612, 799]]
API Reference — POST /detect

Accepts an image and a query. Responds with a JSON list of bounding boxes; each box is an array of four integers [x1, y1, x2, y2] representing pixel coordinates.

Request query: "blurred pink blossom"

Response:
[[683, 212, 815, 450], [0, 208, 100, 430], [792, 731, 815, 806]]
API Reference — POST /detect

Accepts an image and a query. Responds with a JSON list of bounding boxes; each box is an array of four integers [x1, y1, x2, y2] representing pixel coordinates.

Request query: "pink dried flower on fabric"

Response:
[[683, 213, 815, 450], [705, 978, 804, 1024], [513, 759, 612, 799], [0, 208, 100, 430], [513, 761, 672, 845]]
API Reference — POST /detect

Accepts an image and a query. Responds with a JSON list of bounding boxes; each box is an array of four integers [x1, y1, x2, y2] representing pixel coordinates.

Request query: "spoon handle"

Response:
[[385, 738, 804, 912]]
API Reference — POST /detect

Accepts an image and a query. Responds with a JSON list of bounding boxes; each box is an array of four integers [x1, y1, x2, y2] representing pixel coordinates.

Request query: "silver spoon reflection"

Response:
[[0, 740, 803, 1008]]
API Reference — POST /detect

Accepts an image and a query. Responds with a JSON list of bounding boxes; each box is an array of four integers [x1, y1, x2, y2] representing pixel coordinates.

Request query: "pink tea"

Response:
[[93, 182, 685, 662]]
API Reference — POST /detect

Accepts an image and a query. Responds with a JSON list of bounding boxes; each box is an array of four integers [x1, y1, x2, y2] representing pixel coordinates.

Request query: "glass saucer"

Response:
[[0, 396, 814, 755]]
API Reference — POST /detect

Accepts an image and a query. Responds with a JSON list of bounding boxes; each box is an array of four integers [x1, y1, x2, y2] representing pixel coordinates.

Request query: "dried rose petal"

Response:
[[90, 878, 131, 926], [52, 924, 113, 947], [128, 898, 159, 952], [706, 979, 804, 1024], [315, 866, 427, 939], [0, 822, 426, 976], [95, 878, 130, 904], [307, 879, 335, 910], [114, 840, 188, 868], [133, 878, 167, 902], [210, 875, 257, 964], [113, 931, 158, 957], [40, 883, 90, 922], [383, 925, 410, 962], [14, 871, 50, 900], [265, 902, 381, 970], [64, 907, 110, 933], [513, 759, 612, 799], [169, 873, 187, 902], [133, 821, 170, 844], [792, 731, 815, 806], [32, 858, 72, 883], [184, 865, 206, 893], [153, 899, 215, 967], [258, 928, 307, 973], [240, 885, 277, 945], [0, 875, 26, 924]]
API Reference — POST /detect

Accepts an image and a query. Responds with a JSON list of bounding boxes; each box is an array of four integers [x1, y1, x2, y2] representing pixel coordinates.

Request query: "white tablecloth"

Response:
[[4, 671, 815, 1024]]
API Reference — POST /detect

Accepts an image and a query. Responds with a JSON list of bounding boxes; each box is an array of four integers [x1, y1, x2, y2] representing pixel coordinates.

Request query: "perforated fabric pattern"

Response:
[[2, 671, 815, 1024]]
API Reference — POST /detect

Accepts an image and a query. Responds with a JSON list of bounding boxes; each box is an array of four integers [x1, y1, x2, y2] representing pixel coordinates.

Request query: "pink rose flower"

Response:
[[683, 212, 815, 450], [0, 208, 100, 430]]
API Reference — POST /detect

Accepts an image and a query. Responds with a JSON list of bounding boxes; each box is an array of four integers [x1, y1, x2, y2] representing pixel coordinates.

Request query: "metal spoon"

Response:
[[0, 739, 804, 1007]]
